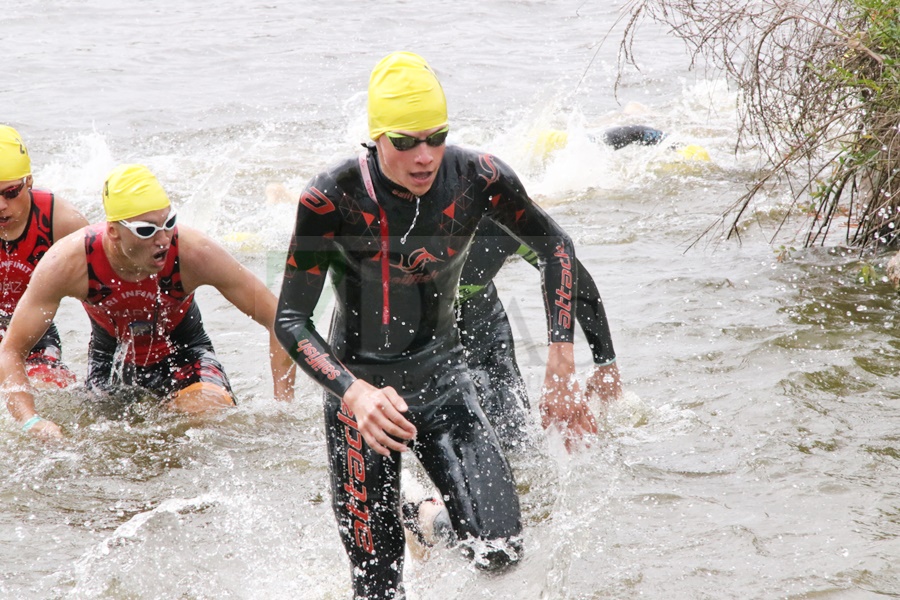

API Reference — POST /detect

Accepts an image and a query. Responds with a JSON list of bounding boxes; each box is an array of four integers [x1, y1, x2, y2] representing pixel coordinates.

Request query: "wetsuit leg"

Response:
[[411, 367, 523, 570], [460, 288, 531, 450], [324, 393, 405, 600], [323, 351, 522, 595]]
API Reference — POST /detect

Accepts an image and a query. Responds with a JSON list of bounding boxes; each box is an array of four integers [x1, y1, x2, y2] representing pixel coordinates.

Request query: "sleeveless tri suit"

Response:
[[458, 217, 616, 449], [275, 144, 577, 599], [0, 189, 75, 386], [81, 223, 233, 400]]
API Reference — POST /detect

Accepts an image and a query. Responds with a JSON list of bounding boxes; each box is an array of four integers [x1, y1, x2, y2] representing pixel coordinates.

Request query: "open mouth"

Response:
[[410, 171, 433, 185], [152, 247, 168, 263]]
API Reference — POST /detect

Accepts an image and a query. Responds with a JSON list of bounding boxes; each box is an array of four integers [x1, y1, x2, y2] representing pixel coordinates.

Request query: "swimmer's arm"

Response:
[[483, 156, 596, 449], [521, 250, 622, 404], [177, 226, 296, 401], [274, 191, 415, 455], [276, 279, 416, 455], [51, 197, 89, 241], [273, 200, 355, 398], [0, 235, 87, 437], [571, 259, 622, 404], [483, 157, 577, 344], [516, 246, 619, 365], [510, 234, 623, 406], [571, 258, 616, 364]]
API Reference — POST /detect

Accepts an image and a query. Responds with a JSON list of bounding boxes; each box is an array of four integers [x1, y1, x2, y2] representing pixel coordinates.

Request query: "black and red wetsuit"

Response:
[[0, 189, 73, 381], [275, 144, 577, 600], [81, 224, 232, 400], [458, 217, 616, 448]]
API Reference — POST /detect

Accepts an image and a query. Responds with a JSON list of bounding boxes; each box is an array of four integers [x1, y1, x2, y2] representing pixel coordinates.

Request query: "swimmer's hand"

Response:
[[342, 379, 417, 457], [23, 417, 63, 440], [584, 362, 623, 407], [540, 343, 597, 452]]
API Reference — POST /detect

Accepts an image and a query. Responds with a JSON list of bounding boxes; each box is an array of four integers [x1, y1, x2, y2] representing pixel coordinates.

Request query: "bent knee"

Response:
[[167, 382, 236, 413]]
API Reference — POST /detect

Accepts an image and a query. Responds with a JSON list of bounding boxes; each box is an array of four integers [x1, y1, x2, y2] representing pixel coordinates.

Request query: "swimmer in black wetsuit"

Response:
[[531, 123, 710, 162], [275, 51, 596, 600], [600, 124, 667, 149], [458, 218, 622, 450], [451, 122, 703, 451]]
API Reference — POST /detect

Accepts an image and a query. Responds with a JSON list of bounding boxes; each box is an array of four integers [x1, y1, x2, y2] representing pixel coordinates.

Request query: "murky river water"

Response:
[[2, 1, 898, 598]]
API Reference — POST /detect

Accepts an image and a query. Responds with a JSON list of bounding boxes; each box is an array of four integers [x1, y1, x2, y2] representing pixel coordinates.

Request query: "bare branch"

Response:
[[619, 0, 900, 251]]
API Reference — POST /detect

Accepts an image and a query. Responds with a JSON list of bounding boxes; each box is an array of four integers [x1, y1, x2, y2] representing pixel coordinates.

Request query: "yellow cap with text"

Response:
[[102, 164, 170, 222]]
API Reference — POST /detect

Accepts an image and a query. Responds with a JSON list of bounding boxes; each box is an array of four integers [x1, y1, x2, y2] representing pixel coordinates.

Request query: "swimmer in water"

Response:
[[0, 164, 295, 439], [530, 123, 711, 162], [457, 217, 621, 451], [274, 51, 596, 599], [0, 125, 88, 391]]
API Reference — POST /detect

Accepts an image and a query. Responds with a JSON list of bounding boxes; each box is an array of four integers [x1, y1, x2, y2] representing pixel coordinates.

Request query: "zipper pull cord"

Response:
[[400, 196, 420, 245]]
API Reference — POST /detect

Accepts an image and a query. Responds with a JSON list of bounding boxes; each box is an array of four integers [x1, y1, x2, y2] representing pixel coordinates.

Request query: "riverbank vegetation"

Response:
[[619, 0, 900, 252]]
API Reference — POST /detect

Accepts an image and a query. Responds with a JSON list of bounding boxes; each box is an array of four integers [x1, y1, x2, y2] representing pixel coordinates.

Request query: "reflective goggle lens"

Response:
[[385, 126, 449, 151], [0, 180, 26, 200]]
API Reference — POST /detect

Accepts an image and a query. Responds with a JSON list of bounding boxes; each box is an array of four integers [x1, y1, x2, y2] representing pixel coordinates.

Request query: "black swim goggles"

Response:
[[118, 209, 177, 239], [384, 126, 449, 151], [0, 179, 27, 200]]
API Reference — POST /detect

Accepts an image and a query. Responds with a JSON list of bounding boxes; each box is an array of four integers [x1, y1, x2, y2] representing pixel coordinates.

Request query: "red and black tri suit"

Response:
[[0, 189, 71, 372], [275, 143, 577, 600], [82, 223, 232, 400]]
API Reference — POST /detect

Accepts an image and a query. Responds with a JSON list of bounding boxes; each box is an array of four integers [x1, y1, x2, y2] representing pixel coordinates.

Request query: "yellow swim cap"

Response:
[[0, 125, 32, 181], [675, 144, 711, 162], [102, 164, 170, 222], [368, 51, 448, 140], [529, 129, 570, 158]]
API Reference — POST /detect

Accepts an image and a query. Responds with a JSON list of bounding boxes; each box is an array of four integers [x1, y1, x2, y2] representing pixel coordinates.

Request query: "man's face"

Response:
[[110, 206, 176, 277], [0, 176, 33, 235], [374, 125, 448, 197]]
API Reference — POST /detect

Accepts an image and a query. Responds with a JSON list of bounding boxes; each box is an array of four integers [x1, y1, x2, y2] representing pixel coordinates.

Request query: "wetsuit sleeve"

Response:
[[275, 176, 356, 398], [512, 246, 616, 364], [571, 259, 616, 364], [478, 154, 577, 343]]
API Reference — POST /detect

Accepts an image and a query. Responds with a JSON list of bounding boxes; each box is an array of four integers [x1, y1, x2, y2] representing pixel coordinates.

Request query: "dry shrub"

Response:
[[620, 0, 900, 251]]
